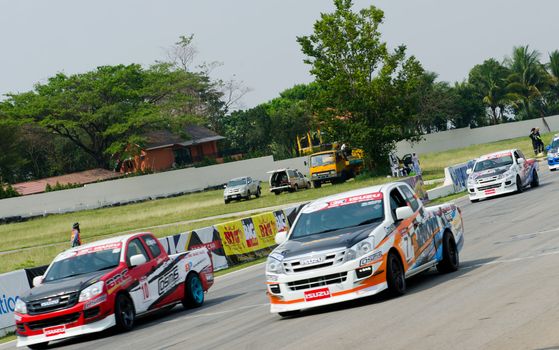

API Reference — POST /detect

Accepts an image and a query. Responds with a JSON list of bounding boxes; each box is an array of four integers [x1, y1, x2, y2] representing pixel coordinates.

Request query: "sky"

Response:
[[1, 0, 559, 108]]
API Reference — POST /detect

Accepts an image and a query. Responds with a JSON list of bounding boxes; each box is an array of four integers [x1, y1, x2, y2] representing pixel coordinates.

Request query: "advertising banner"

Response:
[[252, 213, 279, 249], [0, 270, 30, 331], [189, 226, 228, 271], [447, 160, 475, 192], [401, 175, 429, 201], [214, 220, 248, 257]]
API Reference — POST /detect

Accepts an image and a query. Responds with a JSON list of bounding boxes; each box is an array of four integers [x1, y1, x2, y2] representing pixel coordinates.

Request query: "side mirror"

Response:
[[518, 158, 525, 164], [32, 276, 43, 287], [223, 184, 227, 189], [466, 168, 472, 175], [396, 206, 414, 221], [275, 230, 288, 245], [546, 145, 551, 151], [129, 254, 147, 267]]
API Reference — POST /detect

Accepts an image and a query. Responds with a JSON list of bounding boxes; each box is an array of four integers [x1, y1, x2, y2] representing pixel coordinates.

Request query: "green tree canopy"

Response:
[[297, 0, 426, 167]]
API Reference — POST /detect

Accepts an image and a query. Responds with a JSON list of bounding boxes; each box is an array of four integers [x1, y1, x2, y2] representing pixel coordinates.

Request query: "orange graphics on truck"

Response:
[[266, 182, 464, 316]]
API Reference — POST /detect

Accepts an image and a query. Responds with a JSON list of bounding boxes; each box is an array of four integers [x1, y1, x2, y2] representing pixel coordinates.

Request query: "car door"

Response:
[[125, 237, 157, 313], [514, 150, 530, 185], [295, 171, 305, 188], [389, 187, 416, 265]]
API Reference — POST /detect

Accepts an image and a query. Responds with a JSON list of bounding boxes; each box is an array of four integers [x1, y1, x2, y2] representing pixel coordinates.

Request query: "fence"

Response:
[[0, 155, 309, 220], [395, 114, 559, 156]]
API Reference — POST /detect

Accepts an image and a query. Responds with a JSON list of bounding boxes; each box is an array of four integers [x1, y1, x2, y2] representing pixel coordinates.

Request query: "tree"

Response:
[[505, 46, 550, 124], [3, 64, 217, 169], [451, 81, 487, 128], [468, 59, 511, 125], [545, 50, 559, 114], [224, 106, 272, 157], [297, 0, 426, 168], [0, 119, 27, 183]]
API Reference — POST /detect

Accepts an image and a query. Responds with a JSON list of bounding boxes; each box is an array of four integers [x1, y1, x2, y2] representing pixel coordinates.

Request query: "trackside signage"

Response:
[[0, 270, 30, 331]]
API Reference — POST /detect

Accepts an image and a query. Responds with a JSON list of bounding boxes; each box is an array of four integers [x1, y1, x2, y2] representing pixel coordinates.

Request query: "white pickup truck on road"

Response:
[[466, 149, 539, 203], [266, 181, 464, 316]]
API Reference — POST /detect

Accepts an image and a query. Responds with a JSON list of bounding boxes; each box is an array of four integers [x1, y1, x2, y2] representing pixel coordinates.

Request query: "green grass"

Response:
[[0, 332, 15, 344], [426, 191, 468, 206], [0, 131, 553, 274]]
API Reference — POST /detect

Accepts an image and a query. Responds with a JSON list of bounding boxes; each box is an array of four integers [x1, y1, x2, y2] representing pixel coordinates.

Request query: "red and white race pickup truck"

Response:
[[14, 232, 213, 349]]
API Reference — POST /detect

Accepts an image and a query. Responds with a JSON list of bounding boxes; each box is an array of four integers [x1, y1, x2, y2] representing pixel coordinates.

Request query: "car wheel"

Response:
[[313, 180, 321, 188], [470, 198, 479, 203], [27, 342, 49, 350], [115, 294, 135, 332], [293, 184, 298, 192], [182, 273, 205, 308], [256, 187, 261, 198], [386, 252, 406, 296], [436, 232, 459, 273], [516, 175, 523, 193], [224, 199, 230, 204], [274, 190, 281, 195], [245, 190, 251, 200], [551, 168, 557, 172], [531, 170, 540, 187], [278, 310, 300, 318]]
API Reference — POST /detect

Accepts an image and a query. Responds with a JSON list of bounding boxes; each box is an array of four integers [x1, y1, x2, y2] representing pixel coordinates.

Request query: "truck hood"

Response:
[[470, 165, 511, 180], [224, 185, 246, 192], [23, 270, 108, 302], [277, 223, 382, 259]]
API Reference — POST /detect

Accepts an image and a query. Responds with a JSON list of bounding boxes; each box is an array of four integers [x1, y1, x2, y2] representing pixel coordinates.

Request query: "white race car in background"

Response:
[[466, 149, 539, 203]]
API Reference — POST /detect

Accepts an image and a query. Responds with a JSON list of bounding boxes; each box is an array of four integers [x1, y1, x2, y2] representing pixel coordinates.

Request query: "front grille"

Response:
[[27, 292, 79, 315], [476, 176, 499, 184], [16, 324, 25, 333], [26, 312, 80, 331], [478, 183, 501, 191], [283, 250, 345, 274], [287, 272, 348, 291]]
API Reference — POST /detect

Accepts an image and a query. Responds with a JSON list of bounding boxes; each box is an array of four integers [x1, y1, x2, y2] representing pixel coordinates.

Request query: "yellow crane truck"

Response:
[[308, 148, 364, 188]]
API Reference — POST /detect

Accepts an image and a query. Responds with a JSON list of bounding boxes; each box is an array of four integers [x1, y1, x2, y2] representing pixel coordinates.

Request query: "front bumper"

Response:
[[16, 294, 114, 347], [16, 314, 115, 347], [548, 157, 559, 170], [267, 256, 386, 313], [468, 178, 516, 200], [224, 191, 247, 200]]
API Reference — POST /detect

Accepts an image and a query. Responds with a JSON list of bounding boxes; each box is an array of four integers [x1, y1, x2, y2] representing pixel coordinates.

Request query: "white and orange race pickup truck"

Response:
[[14, 232, 213, 349], [265, 182, 464, 316]]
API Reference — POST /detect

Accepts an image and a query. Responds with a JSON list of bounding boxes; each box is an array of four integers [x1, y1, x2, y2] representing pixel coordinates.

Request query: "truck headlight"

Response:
[[329, 170, 336, 175], [346, 236, 375, 261], [266, 256, 285, 274], [14, 299, 27, 314], [79, 281, 104, 302], [503, 170, 515, 180]]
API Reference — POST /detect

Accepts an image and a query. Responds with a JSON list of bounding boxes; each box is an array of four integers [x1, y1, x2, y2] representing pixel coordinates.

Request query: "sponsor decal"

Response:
[[325, 193, 383, 209], [106, 268, 130, 294], [158, 266, 179, 296], [483, 152, 512, 160], [40, 298, 60, 308], [44, 325, 66, 337], [484, 189, 497, 195], [140, 277, 150, 301], [300, 256, 324, 266], [84, 294, 107, 310], [304, 288, 331, 302], [359, 251, 383, 267], [76, 242, 122, 256], [189, 241, 222, 251]]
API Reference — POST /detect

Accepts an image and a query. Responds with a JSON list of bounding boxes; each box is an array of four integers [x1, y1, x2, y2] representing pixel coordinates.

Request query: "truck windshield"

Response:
[[550, 138, 559, 150], [290, 199, 384, 239], [44, 249, 121, 282], [310, 153, 335, 167], [473, 155, 513, 172], [227, 179, 246, 187]]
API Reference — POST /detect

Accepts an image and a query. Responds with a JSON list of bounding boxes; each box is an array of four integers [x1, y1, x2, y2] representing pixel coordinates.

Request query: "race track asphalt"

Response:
[[4, 167, 559, 350]]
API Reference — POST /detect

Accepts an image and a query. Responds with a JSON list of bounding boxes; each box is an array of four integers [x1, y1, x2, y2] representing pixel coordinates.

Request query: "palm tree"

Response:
[[468, 59, 510, 125], [505, 46, 550, 126], [546, 50, 559, 112]]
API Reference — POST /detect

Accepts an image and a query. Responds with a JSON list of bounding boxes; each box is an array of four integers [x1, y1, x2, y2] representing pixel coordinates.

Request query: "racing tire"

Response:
[[515, 176, 524, 193], [274, 190, 281, 195], [313, 181, 321, 188], [551, 168, 557, 172], [115, 294, 136, 332], [278, 310, 300, 318], [293, 184, 298, 192], [224, 199, 230, 204], [245, 190, 251, 200], [386, 252, 406, 296], [436, 232, 459, 273], [470, 199, 479, 203], [27, 342, 49, 350], [182, 273, 205, 309], [531, 170, 540, 188], [256, 187, 261, 198]]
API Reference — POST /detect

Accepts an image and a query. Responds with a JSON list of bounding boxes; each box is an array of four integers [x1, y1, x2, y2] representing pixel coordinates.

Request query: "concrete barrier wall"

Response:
[[396, 114, 559, 156], [0, 155, 309, 219]]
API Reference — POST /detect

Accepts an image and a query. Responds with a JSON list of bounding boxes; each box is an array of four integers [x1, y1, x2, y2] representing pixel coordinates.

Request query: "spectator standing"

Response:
[[71, 222, 81, 247], [529, 128, 545, 156], [412, 153, 422, 176]]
